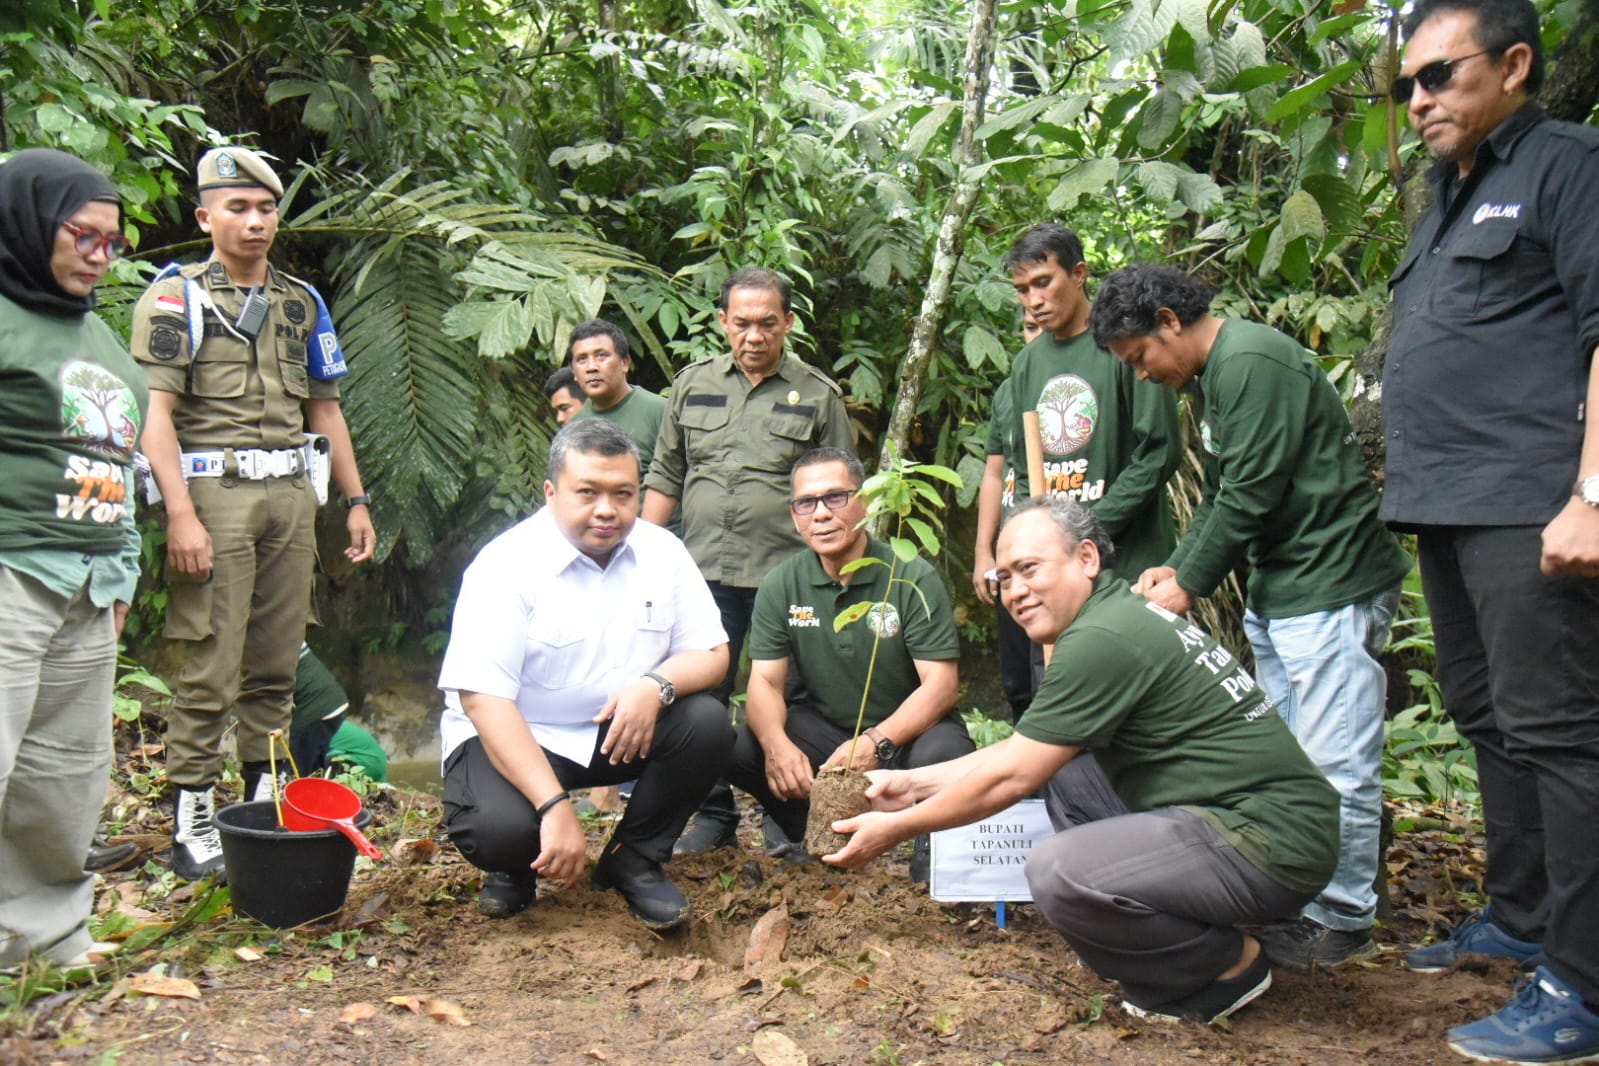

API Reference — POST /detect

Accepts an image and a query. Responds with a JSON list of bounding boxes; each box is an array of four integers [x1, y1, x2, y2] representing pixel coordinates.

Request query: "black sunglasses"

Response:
[[1391, 50, 1489, 101], [790, 490, 854, 516]]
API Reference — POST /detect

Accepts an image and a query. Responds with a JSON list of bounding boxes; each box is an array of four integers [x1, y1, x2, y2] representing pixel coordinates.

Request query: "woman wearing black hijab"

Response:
[[0, 149, 149, 969]]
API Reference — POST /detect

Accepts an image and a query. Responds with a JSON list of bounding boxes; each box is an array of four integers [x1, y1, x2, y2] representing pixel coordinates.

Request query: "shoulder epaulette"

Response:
[[797, 359, 843, 396], [671, 356, 721, 381]]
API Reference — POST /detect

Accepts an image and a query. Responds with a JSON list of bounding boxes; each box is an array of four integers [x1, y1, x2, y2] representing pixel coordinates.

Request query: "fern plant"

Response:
[[273, 173, 657, 560]]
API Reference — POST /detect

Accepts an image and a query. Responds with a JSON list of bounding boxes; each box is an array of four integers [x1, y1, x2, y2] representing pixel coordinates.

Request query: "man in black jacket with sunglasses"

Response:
[[1382, 0, 1599, 1061]]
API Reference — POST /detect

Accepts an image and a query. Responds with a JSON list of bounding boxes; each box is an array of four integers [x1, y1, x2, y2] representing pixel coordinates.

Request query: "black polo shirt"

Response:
[[1381, 105, 1599, 527]]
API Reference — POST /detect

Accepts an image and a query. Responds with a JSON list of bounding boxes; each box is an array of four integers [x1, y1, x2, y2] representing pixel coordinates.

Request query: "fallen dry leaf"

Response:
[[338, 1002, 380, 1025], [1031, 1000, 1068, 1034], [234, 947, 264, 963], [751, 1027, 808, 1066], [671, 959, 704, 982], [626, 975, 657, 993], [744, 906, 790, 971], [814, 886, 849, 913], [128, 971, 201, 1000], [391, 838, 441, 865], [422, 998, 469, 1026], [583, 1049, 608, 1061], [386, 995, 423, 1013]]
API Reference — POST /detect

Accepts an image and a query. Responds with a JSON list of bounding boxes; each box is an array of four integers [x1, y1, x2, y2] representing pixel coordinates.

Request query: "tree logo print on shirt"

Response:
[[1035, 374, 1098, 455], [866, 602, 901, 639], [59, 360, 141, 460]]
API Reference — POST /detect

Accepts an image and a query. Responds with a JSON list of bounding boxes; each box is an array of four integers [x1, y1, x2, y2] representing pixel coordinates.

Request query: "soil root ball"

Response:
[[804, 768, 872, 857]]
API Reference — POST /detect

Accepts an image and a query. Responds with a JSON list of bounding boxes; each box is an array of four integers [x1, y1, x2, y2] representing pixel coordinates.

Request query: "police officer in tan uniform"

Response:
[[130, 147, 375, 880], [644, 267, 853, 854]]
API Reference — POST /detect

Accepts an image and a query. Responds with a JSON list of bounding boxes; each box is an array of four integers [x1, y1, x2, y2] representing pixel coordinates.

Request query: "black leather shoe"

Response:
[[478, 870, 537, 919], [909, 835, 931, 885], [763, 812, 814, 865], [85, 838, 140, 873], [593, 841, 691, 930], [671, 814, 739, 857]]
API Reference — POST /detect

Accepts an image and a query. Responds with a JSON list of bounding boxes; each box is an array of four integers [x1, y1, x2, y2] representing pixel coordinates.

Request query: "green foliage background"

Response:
[[6, 0, 1592, 775]]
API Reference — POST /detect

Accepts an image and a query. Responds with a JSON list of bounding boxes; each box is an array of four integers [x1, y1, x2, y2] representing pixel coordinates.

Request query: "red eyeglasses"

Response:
[[60, 221, 132, 261]]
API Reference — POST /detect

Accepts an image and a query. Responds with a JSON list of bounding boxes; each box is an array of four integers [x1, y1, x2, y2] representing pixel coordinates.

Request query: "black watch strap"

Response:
[[346, 494, 371, 509], [644, 671, 675, 705], [867, 727, 898, 763]]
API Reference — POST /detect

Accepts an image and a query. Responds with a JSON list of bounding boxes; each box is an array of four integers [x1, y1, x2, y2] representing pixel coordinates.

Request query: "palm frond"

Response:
[[338, 240, 479, 565]]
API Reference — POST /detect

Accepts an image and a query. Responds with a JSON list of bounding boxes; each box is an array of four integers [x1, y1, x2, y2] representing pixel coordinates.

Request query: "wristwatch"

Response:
[[1578, 474, 1599, 508], [865, 726, 898, 764], [643, 671, 676, 706]]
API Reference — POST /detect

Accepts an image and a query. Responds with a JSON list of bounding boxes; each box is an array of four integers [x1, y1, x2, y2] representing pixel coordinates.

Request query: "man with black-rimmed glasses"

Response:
[[724, 448, 971, 877]]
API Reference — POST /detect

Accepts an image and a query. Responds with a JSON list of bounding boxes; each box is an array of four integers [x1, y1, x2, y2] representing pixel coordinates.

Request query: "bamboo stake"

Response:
[[1021, 411, 1054, 665]]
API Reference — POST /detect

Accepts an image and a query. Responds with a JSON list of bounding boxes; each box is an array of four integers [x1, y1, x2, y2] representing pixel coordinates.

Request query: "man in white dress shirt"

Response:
[[437, 419, 731, 930]]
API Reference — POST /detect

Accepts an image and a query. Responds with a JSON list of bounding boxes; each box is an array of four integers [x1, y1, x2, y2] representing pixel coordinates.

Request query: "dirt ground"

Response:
[[0, 784, 1513, 1066]]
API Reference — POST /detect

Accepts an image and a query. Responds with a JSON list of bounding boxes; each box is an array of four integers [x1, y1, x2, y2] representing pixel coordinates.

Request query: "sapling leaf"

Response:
[[833, 601, 874, 632]]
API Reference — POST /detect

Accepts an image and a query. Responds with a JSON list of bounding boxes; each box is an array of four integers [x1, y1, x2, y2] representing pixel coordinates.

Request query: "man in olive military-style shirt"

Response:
[[728, 448, 971, 875], [644, 268, 854, 854], [130, 146, 375, 881], [825, 498, 1338, 1024], [1091, 263, 1410, 970]]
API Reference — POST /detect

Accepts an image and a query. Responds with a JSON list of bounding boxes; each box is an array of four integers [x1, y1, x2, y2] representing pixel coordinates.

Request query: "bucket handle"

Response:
[[266, 729, 303, 828]]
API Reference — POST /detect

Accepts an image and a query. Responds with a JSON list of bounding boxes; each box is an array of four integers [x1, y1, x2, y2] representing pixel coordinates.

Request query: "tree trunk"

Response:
[[876, 0, 1001, 473], [1352, 10, 1599, 479]]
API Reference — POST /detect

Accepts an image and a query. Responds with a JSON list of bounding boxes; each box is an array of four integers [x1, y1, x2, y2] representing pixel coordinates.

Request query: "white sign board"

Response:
[[929, 799, 1055, 902]]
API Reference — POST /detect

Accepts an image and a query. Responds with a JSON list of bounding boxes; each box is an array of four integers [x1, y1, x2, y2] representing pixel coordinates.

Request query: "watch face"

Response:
[[1583, 476, 1599, 505]]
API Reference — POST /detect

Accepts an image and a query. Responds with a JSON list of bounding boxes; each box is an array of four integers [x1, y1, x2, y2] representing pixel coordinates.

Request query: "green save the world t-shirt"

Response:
[[995, 329, 1181, 578], [1016, 575, 1339, 895], [749, 539, 959, 731]]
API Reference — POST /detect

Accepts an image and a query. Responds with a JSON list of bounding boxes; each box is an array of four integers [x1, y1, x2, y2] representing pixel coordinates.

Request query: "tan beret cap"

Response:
[[196, 146, 283, 198]]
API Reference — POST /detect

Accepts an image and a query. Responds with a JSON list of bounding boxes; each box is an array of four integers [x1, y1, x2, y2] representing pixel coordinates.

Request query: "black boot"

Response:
[[241, 761, 288, 804], [85, 837, 140, 873], [671, 783, 740, 857], [593, 839, 691, 930], [477, 870, 537, 919], [171, 785, 226, 882]]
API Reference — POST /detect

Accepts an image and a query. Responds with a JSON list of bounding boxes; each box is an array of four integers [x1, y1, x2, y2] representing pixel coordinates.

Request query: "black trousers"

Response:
[[442, 692, 733, 870], [706, 582, 758, 703], [726, 702, 975, 843], [1417, 525, 1599, 1005]]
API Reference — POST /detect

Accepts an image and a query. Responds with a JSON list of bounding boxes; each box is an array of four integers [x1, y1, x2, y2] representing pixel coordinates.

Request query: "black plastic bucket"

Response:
[[214, 800, 373, 928]]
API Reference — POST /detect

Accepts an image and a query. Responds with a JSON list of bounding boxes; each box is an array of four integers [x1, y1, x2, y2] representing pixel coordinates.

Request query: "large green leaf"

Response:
[[1104, 0, 1179, 65], [1279, 189, 1326, 243], [338, 241, 481, 563], [1265, 59, 1364, 123], [1046, 158, 1120, 212]]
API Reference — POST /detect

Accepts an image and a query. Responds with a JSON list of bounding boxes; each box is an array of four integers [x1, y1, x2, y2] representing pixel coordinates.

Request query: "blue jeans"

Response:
[[1244, 588, 1399, 931]]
